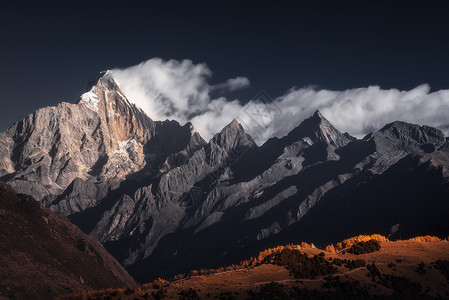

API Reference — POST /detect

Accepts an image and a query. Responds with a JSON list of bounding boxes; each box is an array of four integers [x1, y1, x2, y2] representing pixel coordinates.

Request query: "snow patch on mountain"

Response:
[[80, 88, 100, 112]]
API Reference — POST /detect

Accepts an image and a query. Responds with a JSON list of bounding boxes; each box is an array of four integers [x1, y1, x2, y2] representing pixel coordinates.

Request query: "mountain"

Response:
[[0, 182, 135, 298], [0, 70, 204, 216], [1, 71, 448, 283]]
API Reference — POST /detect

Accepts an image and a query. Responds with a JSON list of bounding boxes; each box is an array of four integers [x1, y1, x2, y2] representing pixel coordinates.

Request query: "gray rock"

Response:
[[1, 72, 449, 283]]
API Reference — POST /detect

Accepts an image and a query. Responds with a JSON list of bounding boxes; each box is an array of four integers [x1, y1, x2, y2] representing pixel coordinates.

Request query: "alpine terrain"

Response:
[[1, 71, 448, 282]]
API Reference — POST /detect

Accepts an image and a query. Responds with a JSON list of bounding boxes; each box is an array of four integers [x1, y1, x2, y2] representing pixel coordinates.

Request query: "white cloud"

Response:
[[212, 76, 250, 92], [112, 58, 212, 123], [112, 58, 449, 145], [268, 84, 449, 141]]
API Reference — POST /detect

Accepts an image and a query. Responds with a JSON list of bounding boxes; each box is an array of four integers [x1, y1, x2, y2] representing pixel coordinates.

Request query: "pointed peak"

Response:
[[310, 110, 332, 125], [229, 119, 240, 128], [86, 70, 114, 91], [78, 71, 131, 113], [285, 111, 351, 147], [85, 70, 123, 94], [313, 110, 324, 118], [219, 119, 243, 133], [212, 119, 256, 150]]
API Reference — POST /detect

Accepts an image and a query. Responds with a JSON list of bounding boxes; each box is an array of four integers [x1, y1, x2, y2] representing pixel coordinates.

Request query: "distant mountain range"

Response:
[[1, 72, 448, 283]]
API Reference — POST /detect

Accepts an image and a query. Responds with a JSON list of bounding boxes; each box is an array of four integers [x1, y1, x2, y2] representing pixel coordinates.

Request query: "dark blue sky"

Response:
[[1, 0, 449, 130]]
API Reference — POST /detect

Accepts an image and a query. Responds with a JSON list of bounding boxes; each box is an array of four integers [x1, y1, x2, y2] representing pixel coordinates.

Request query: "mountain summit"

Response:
[[285, 110, 353, 147], [212, 119, 256, 152], [377, 120, 445, 147]]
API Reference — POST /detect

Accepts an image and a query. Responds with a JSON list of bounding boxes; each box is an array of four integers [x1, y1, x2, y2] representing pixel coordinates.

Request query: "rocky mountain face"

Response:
[[0, 71, 204, 216], [0, 182, 135, 298], [1, 72, 448, 283]]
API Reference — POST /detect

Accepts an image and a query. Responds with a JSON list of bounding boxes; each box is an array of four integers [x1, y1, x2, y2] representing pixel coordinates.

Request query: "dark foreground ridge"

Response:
[[0, 182, 135, 298]]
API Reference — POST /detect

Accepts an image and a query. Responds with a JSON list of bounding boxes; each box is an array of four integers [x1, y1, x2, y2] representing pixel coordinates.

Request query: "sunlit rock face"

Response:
[[1, 72, 449, 283], [0, 72, 203, 215]]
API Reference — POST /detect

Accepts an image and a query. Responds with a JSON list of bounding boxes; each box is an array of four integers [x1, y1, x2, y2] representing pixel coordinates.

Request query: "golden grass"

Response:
[[62, 234, 446, 298]]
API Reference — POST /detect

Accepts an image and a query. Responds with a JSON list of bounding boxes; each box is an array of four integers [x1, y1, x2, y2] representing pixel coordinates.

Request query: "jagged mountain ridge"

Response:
[[126, 117, 449, 281], [1, 72, 448, 283]]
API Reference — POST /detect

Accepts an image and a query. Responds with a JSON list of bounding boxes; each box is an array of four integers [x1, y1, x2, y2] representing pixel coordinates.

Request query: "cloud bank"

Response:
[[112, 58, 449, 145]]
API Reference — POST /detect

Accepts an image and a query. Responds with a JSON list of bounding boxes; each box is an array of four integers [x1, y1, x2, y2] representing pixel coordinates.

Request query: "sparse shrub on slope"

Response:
[[329, 258, 366, 269], [433, 260, 449, 282], [344, 259, 366, 269], [347, 239, 381, 255], [324, 234, 442, 255], [177, 243, 312, 278], [264, 249, 337, 279], [247, 282, 290, 300], [178, 288, 200, 300], [325, 234, 388, 253], [139, 277, 168, 289], [407, 236, 441, 242], [366, 263, 423, 297]]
